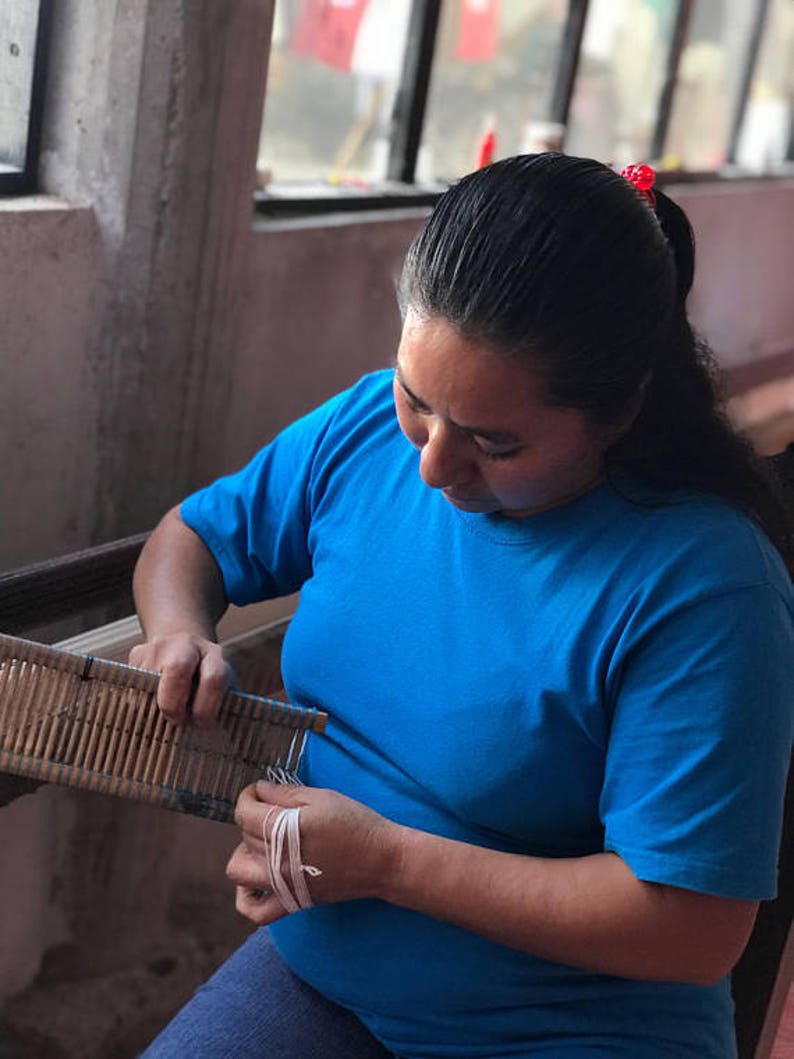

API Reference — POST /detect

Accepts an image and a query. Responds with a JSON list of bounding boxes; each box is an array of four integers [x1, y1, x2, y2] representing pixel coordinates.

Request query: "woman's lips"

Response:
[[441, 488, 491, 507]]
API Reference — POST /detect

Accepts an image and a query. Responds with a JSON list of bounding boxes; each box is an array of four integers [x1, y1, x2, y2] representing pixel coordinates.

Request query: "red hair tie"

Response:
[[620, 163, 656, 208]]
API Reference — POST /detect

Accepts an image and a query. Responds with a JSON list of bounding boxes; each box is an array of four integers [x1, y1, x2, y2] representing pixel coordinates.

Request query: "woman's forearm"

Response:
[[133, 506, 228, 640], [382, 825, 758, 985], [131, 506, 233, 722]]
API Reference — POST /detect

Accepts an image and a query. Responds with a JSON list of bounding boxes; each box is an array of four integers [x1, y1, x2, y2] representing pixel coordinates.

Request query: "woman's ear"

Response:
[[598, 376, 651, 448]]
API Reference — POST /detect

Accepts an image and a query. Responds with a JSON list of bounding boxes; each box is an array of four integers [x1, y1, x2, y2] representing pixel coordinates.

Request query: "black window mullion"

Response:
[[726, 0, 771, 164], [386, 0, 442, 184], [0, 0, 52, 196], [550, 0, 590, 128], [649, 0, 693, 163]]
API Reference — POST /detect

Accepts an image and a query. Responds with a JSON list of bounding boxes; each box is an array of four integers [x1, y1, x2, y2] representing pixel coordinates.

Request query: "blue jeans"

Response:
[[139, 928, 394, 1058]]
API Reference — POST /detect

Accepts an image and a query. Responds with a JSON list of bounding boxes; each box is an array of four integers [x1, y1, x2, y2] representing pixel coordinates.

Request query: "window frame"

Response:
[[254, 0, 790, 221], [0, 0, 52, 197]]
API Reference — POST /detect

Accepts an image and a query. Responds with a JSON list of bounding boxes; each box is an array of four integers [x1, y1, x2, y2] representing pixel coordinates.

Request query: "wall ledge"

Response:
[[253, 205, 432, 234], [0, 194, 88, 214]]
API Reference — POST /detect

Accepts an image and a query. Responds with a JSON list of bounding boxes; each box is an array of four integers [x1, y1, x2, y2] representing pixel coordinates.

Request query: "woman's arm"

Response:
[[230, 781, 759, 986], [130, 505, 234, 723], [388, 819, 758, 985]]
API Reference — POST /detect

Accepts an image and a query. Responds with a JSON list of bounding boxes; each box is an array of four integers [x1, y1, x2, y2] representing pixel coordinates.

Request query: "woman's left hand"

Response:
[[227, 780, 402, 926]]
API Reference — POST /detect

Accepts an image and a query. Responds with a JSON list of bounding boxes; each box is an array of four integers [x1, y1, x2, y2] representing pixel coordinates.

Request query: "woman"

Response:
[[134, 154, 793, 1058]]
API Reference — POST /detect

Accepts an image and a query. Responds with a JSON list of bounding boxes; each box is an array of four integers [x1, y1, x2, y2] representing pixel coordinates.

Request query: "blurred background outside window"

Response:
[[256, 0, 414, 192], [735, 0, 794, 172], [257, 0, 568, 192], [257, 0, 794, 199], [565, 0, 678, 168], [0, 0, 42, 176], [419, 0, 567, 183], [665, 0, 761, 172]]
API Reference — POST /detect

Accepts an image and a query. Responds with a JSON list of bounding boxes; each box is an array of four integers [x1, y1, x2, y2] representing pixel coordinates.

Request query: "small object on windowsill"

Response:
[[477, 123, 496, 169], [658, 153, 683, 173], [255, 163, 272, 191], [521, 121, 565, 154], [328, 172, 372, 191]]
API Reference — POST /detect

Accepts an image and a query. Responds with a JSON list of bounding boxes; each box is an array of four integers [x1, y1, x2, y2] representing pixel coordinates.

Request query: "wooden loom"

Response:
[[0, 632, 327, 823]]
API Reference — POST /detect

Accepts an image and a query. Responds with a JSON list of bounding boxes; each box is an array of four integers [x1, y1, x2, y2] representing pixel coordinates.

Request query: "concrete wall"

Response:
[[0, 1, 793, 1055]]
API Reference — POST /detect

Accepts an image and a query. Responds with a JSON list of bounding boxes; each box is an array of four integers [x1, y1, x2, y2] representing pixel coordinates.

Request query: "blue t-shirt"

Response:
[[182, 370, 793, 1059]]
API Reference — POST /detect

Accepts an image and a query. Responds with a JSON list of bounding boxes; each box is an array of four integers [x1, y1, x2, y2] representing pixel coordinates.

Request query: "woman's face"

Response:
[[394, 313, 612, 518]]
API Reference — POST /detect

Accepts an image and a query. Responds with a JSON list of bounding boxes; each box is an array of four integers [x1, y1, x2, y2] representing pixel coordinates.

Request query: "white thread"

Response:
[[293, 729, 309, 781], [266, 765, 293, 784], [262, 806, 322, 912]]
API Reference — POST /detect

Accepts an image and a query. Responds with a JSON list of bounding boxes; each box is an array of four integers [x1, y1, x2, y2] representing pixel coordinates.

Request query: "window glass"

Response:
[[735, 0, 794, 172], [565, 0, 678, 167], [257, 0, 413, 191], [0, 0, 41, 173], [664, 0, 757, 172], [419, 0, 568, 183]]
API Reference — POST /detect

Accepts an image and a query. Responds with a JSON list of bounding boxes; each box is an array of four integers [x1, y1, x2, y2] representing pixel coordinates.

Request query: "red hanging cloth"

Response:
[[456, 0, 500, 63], [291, 0, 371, 73], [476, 125, 496, 168]]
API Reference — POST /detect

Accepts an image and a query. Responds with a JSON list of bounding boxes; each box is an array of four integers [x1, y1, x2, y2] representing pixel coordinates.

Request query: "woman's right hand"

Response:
[[129, 634, 235, 726], [131, 506, 234, 726]]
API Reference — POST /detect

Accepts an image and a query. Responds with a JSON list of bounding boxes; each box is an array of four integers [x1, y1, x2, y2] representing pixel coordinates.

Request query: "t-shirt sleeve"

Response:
[[601, 581, 793, 900], [180, 392, 346, 605]]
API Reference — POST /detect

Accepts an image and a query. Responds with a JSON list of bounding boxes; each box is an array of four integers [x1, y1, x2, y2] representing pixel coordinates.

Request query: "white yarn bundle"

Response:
[[263, 806, 322, 912]]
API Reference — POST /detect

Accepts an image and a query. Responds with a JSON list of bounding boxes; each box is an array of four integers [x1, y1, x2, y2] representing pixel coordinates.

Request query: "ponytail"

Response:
[[654, 190, 695, 301], [609, 190, 794, 575]]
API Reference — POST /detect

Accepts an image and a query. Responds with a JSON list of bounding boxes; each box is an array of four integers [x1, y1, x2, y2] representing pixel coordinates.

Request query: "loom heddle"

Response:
[[0, 633, 327, 822]]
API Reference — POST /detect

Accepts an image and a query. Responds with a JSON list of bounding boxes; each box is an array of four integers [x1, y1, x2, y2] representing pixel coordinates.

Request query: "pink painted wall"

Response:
[[0, 202, 103, 568], [679, 180, 794, 385], [215, 212, 421, 478], [216, 179, 794, 482]]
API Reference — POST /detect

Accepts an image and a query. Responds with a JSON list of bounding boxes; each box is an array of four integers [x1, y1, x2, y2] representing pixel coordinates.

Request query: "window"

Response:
[[257, 0, 415, 189], [566, 0, 681, 167], [256, 0, 794, 217], [0, 0, 51, 194], [665, 1, 761, 172], [734, 0, 794, 171], [419, 1, 569, 183]]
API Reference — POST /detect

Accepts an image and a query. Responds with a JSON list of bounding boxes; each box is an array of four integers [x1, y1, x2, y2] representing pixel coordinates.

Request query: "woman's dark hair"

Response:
[[401, 152, 793, 572]]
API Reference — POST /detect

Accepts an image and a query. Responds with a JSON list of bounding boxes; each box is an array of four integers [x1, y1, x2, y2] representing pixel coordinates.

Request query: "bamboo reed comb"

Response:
[[0, 633, 327, 822]]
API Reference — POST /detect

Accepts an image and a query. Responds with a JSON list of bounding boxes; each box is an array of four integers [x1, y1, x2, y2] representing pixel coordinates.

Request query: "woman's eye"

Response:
[[479, 445, 522, 462], [402, 393, 427, 415]]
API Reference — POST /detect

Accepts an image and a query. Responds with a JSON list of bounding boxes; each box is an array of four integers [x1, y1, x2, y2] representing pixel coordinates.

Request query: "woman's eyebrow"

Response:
[[394, 365, 522, 444], [395, 367, 431, 411]]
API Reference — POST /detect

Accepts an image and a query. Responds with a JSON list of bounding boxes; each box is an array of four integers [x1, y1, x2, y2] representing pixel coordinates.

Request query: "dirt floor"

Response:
[[0, 885, 252, 1059]]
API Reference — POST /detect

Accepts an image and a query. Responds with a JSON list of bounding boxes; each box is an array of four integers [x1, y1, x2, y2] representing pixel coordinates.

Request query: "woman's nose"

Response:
[[419, 422, 470, 489]]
